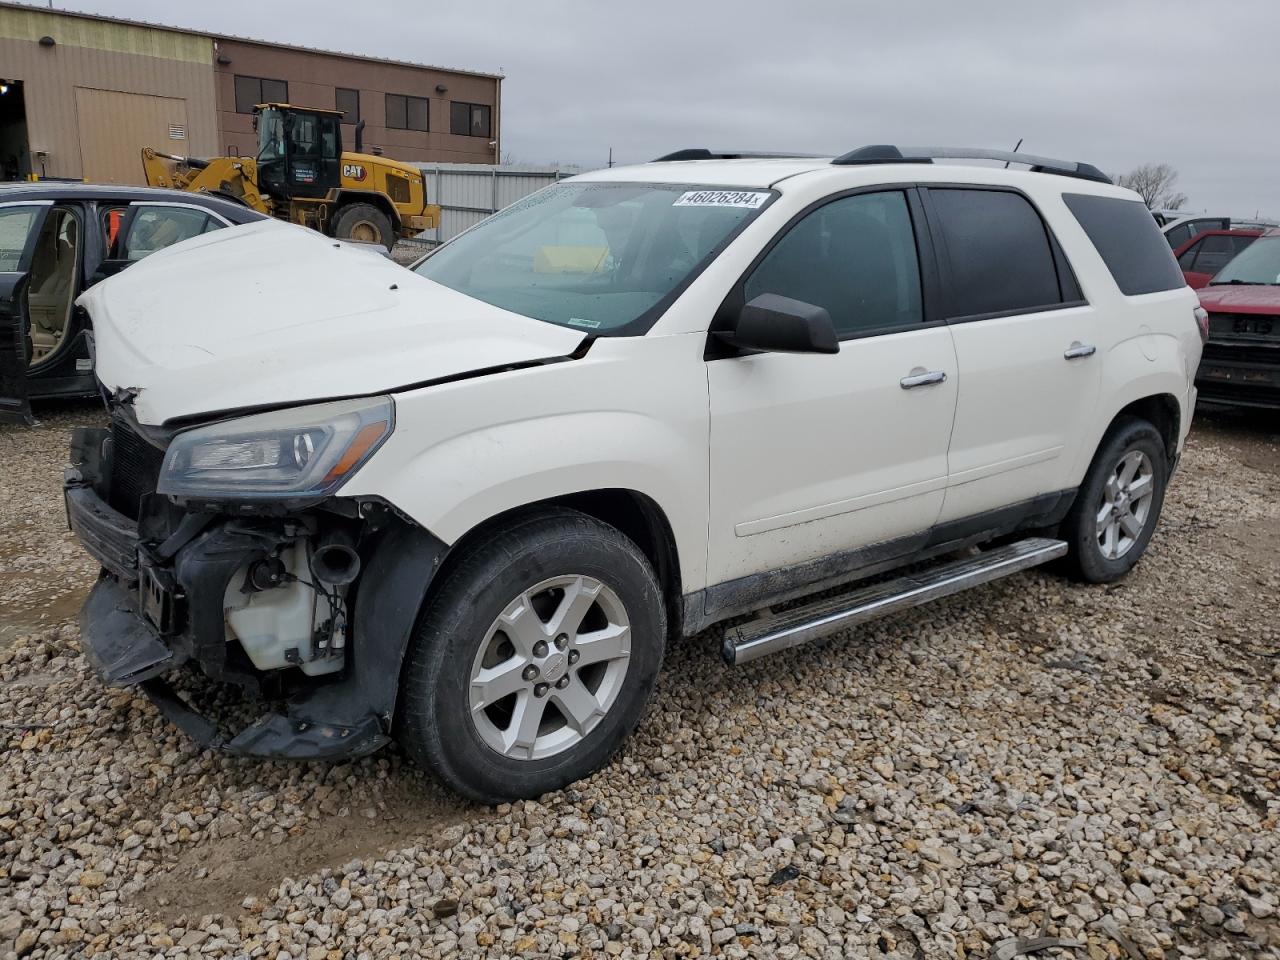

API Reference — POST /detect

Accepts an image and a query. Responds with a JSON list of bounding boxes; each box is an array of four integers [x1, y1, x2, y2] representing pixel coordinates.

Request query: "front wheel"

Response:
[[1061, 417, 1169, 583], [331, 202, 395, 250], [396, 509, 666, 803]]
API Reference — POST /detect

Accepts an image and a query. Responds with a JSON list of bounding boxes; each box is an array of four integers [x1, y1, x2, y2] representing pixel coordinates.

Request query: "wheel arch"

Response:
[[423, 489, 685, 641]]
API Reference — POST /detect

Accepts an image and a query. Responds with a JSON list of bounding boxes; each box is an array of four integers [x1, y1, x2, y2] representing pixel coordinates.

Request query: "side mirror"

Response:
[[719, 293, 839, 355]]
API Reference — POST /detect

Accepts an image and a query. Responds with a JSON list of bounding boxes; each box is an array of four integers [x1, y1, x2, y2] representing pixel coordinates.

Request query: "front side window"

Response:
[[0, 206, 39, 272], [1189, 234, 1255, 277], [415, 182, 773, 335], [930, 188, 1063, 319], [1211, 236, 1280, 286], [744, 191, 923, 337], [121, 207, 221, 260]]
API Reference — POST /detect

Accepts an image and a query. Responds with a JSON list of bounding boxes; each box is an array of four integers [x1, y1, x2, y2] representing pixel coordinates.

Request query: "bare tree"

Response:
[[1113, 163, 1188, 211]]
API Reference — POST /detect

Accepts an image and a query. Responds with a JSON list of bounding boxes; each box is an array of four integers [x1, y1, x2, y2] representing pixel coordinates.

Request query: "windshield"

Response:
[[256, 108, 285, 163], [413, 182, 774, 334], [1211, 235, 1280, 285]]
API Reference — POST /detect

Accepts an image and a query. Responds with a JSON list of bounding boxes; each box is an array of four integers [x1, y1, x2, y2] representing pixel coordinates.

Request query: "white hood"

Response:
[[80, 220, 585, 424]]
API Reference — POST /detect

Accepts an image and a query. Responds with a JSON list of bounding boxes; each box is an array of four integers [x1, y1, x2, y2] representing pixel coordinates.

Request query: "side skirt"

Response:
[[682, 488, 1076, 636]]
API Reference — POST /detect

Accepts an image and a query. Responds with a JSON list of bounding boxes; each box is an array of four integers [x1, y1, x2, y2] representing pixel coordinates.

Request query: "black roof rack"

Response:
[[652, 148, 826, 162], [831, 145, 1112, 185]]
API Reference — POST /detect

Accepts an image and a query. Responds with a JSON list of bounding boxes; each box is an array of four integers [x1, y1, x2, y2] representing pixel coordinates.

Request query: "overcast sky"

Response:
[[71, 0, 1280, 217]]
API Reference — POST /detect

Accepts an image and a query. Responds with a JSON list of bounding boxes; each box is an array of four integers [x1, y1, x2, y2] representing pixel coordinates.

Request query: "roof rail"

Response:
[[831, 145, 1112, 185], [652, 148, 826, 162]]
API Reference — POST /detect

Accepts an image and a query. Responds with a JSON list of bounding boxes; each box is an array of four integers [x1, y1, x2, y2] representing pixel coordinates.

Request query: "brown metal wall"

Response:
[[212, 39, 500, 165], [0, 8, 218, 182]]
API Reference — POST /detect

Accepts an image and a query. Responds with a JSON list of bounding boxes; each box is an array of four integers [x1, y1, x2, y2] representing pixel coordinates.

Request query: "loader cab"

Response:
[[254, 105, 342, 201]]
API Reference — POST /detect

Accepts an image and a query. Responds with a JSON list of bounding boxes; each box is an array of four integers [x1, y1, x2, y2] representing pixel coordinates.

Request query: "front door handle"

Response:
[[1064, 342, 1097, 360], [900, 369, 948, 389]]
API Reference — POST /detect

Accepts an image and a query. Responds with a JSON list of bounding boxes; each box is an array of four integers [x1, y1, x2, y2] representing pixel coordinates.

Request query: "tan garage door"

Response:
[[75, 87, 189, 185]]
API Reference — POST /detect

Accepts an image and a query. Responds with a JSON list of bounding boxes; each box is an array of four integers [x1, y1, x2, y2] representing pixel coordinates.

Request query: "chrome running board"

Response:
[[723, 537, 1067, 665]]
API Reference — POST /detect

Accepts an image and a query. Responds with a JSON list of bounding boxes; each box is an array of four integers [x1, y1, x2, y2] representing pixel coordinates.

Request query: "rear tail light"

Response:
[[1194, 306, 1210, 343]]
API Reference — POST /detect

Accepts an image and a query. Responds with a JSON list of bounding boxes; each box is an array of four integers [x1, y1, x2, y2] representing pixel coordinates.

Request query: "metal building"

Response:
[[0, 2, 501, 184]]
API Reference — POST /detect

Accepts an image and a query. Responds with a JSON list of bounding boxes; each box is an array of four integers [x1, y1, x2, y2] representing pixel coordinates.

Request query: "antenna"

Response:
[[1005, 139, 1023, 169]]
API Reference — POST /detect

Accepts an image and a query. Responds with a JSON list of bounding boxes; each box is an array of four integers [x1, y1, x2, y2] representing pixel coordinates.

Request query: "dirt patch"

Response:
[[1193, 407, 1280, 475], [136, 775, 479, 923]]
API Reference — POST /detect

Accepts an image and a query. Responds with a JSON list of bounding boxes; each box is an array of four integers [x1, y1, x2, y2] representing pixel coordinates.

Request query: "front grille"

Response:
[[108, 419, 165, 520]]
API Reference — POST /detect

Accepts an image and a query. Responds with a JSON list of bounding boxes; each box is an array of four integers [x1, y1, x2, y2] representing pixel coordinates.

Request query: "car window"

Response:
[[743, 191, 922, 337], [929, 188, 1062, 319], [1177, 238, 1203, 271], [120, 207, 221, 260], [0, 206, 40, 272], [1064, 194, 1186, 296], [1164, 223, 1191, 249], [1190, 234, 1245, 277], [1210, 236, 1280, 286]]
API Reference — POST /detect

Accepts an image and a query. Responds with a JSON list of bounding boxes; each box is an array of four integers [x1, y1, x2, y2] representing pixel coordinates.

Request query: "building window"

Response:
[[450, 101, 492, 137], [233, 75, 288, 114], [386, 93, 429, 132], [335, 87, 360, 124]]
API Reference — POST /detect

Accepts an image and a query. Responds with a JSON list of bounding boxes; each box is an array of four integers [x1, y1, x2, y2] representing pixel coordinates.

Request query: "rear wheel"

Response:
[[396, 509, 665, 803], [331, 202, 395, 250], [1062, 417, 1169, 583]]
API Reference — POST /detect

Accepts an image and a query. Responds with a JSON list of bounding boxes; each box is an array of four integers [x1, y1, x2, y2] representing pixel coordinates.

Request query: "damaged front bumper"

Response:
[[66, 424, 446, 761]]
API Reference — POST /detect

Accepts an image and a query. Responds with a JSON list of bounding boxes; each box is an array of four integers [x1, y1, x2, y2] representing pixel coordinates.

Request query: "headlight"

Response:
[[158, 396, 394, 499]]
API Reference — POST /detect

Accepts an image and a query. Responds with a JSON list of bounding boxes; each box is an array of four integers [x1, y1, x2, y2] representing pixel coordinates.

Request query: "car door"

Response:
[[922, 186, 1101, 525], [0, 200, 53, 424], [1176, 234, 1213, 288], [706, 188, 958, 591]]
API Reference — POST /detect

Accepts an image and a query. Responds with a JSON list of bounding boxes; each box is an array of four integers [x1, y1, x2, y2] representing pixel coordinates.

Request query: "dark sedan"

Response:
[[1, 183, 264, 423]]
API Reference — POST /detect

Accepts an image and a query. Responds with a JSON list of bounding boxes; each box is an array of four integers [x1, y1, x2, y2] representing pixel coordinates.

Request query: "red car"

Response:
[[1196, 228, 1280, 408], [1174, 228, 1262, 289]]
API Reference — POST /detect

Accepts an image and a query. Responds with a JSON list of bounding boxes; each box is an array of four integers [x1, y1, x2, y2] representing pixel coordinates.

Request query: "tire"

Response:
[[331, 202, 395, 250], [1061, 417, 1169, 583], [396, 508, 666, 803]]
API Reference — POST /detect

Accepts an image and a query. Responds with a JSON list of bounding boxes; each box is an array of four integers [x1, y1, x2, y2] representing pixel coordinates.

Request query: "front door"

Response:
[[921, 187, 1102, 523], [0, 200, 52, 423], [707, 189, 958, 592]]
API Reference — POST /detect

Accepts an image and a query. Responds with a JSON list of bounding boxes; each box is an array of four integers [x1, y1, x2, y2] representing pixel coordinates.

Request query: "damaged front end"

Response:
[[65, 399, 445, 760]]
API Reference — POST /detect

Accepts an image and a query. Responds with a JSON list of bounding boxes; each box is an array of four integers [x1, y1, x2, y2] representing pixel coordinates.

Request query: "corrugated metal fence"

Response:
[[412, 162, 582, 244]]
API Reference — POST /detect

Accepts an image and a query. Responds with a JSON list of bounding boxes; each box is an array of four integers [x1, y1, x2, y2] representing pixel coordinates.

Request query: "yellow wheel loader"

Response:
[[141, 103, 440, 250]]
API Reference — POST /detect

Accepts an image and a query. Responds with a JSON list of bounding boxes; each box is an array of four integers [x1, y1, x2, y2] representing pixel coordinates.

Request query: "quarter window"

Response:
[[930, 188, 1064, 319], [233, 75, 288, 114], [450, 101, 492, 138], [1064, 193, 1186, 295], [386, 94, 429, 131], [744, 191, 923, 337]]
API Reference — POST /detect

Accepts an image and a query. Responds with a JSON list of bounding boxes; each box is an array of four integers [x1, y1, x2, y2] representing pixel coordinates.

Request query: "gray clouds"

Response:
[[88, 0, 1279, 215]]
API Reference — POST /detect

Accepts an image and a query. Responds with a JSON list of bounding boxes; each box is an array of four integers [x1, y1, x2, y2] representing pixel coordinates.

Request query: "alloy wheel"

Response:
[[468, 575, 632, 761], [1095, 449, 1155, 560]]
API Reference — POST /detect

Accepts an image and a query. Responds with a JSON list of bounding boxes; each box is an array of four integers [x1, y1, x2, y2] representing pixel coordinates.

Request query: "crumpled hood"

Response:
[[80, 220, 585, 424], [1197, 284, 1280, 314]]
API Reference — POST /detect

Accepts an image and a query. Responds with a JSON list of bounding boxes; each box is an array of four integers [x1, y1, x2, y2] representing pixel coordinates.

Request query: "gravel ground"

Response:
[[1, 401, 1278, 960]]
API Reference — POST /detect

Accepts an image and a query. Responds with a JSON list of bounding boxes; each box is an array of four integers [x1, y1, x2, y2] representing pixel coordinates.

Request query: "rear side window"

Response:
[[1064, 193, 1185, 295], [929, 189, 1064, 319]]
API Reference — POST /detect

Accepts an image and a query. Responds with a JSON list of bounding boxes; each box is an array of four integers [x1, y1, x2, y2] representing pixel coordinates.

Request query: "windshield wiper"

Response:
[[1209, 279, 1266, 286]]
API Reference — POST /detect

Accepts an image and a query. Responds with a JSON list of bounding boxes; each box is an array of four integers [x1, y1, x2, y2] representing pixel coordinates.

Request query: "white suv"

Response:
[[65, 145, 1203, 802]]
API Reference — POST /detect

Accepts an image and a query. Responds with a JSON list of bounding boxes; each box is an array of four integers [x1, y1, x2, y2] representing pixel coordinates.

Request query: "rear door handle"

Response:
[[1064, 342, 1096, 360], [900, 369, 947, 389]]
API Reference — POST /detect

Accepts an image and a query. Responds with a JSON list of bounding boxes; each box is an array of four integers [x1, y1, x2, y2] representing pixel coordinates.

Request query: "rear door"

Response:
[[0, 200, 53, 423], [922, 187, 1100, 524]]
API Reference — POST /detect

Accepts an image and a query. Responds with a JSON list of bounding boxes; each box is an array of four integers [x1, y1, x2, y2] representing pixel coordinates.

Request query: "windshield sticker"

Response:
[[673, 190, 770, 209], [568, 317, 602, 329]]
